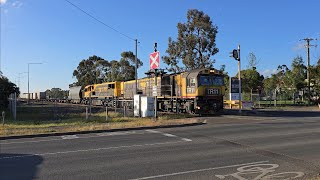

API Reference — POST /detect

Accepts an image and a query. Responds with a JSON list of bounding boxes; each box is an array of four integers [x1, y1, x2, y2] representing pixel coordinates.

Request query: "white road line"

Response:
[[146, 130, 192, 142], [145, 130, 161, 133], [96, 131, 137, 136], [61, 135, 79, 139], [1, 138, 64, 145], [0, 140, 190, 160], [130, 160, 269, 180], [162, 133, 177, 137], [181, 138, 192, 142], [1, 131, 142, 145]]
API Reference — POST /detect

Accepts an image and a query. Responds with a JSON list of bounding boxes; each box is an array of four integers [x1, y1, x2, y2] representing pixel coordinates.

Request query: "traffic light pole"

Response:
[[237, 45, 242, 113]]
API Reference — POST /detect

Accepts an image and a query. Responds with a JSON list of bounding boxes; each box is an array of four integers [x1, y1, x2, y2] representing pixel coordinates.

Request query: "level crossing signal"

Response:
[[150, 51, 160, 69], [230, 49, 239, 61]]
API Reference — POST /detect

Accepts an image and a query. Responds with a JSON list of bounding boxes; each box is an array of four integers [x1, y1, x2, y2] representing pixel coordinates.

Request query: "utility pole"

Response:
[[300, 38, 317, 106], [135, 39, 138, 94]]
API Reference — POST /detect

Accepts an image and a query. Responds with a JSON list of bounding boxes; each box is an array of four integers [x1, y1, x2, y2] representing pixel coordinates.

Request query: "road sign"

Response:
[[230, 78, 241, 100], [150, 52, 160, 69], [230, 78, 240, 93]]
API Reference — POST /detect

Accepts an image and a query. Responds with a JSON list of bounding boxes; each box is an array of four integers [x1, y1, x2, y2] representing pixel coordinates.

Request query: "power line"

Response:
[[64, 0, 140, 95], [64, 0, 135, 41]]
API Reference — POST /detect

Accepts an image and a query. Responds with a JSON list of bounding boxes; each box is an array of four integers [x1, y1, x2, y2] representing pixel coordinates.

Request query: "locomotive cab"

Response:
[[182, 68, 225, 114]]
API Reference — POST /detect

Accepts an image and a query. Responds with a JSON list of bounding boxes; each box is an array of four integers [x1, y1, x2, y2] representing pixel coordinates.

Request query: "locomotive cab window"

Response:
[[187, 78, 196, 87], [199, 76, 211, 86], [108, 84, 115, 89], [199, 75, 224, 86], [213, 76, 224, 86]]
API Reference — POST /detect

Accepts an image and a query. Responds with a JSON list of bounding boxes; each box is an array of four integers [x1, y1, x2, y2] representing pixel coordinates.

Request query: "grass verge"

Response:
[[0, 111, 199, 137]]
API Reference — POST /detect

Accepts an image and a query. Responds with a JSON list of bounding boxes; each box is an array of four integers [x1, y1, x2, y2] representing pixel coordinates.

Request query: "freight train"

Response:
[[68, 68, 226, 114]]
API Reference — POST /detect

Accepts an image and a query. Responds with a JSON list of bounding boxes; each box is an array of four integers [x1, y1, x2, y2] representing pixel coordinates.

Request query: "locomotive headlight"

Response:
[[196, 106, 201, 109]]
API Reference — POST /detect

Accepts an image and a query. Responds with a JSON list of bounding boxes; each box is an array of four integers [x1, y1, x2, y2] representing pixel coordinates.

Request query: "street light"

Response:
[[28, 62, 42, 104]]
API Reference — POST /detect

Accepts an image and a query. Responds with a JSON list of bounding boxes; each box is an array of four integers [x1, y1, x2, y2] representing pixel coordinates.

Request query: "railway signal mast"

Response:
[[230, 45, 242, 113], [152, 43, 159, 118]]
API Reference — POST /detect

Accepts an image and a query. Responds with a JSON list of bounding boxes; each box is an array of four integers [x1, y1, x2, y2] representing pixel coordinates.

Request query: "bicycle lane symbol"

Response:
[[215, 163, 304, 180]]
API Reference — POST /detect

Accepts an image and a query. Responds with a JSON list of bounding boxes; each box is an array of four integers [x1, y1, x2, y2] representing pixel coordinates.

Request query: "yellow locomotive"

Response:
[[78, 68, 225, 114]]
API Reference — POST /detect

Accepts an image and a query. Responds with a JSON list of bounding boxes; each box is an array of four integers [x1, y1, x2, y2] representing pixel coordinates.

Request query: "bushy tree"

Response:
[[263, 74, 278, 97], [72, 52, 143, 86], [73, 55, 107, 87], [236, 69, 264, 93], [311, 59, 320, 102], [0, 75, 20, 110], [163, 9, 219, 73], [290, 56, 306, 90], [104, 51, 143, 82]]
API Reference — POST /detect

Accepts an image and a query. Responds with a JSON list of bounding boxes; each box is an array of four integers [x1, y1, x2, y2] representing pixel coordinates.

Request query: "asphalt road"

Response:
[[1, 109, 320, 180]]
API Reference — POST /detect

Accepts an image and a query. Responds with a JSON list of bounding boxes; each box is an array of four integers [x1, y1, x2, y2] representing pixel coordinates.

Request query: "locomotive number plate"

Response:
[[207, 88, 219, 95]]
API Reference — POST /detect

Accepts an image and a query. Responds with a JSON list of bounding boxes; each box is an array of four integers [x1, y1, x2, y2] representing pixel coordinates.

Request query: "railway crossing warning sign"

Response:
[[150, 52, 160, 69]]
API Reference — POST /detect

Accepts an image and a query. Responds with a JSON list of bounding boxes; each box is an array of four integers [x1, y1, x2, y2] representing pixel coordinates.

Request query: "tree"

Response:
[[235, 69, 264, 101], [118, 51, 143, 81], [104, 51, 142, 82], [237, 69, 264, 93], [0, 75, 20, 110], [217, 64, 230, 99], [72, 52, 142, 86], [246, 52, 259, 70], [105, 60, 121, 82], [73, 55, 108, 87], [163, 9, 219, 72], [310, 59, 320, 102], [263, 74, 278, 97], [289, 56, 306, 90], [273, 57, 306, 101]]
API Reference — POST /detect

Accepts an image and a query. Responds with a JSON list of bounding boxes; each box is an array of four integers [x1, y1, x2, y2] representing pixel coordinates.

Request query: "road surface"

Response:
[[1, 110, 320, 179]]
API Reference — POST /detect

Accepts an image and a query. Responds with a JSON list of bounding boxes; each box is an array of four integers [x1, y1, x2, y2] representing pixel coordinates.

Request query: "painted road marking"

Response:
[[146, 130, 192, 142], [130, 161, 269, 180], [215, 163, 304, 180], [1, 138, 65, 145], [0, 140, 190, 160], [61, 135, 79, 139], [181, 138, 192, 142], [145, 130, 161, 134], [96, 131, 137, 136], [1, 130, 143, 145], [162, 133, 177, 137]]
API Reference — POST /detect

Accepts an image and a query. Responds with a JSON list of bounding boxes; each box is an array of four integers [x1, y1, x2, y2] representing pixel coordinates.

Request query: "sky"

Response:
[[1, 0, 320, 93]]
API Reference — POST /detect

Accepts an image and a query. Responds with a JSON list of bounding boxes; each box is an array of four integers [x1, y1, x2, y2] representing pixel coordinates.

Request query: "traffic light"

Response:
[[230, 49, 239, 61]]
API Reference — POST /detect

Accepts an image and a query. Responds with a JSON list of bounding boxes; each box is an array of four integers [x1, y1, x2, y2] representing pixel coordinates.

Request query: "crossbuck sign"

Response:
[[150, 52, 160, 69]]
